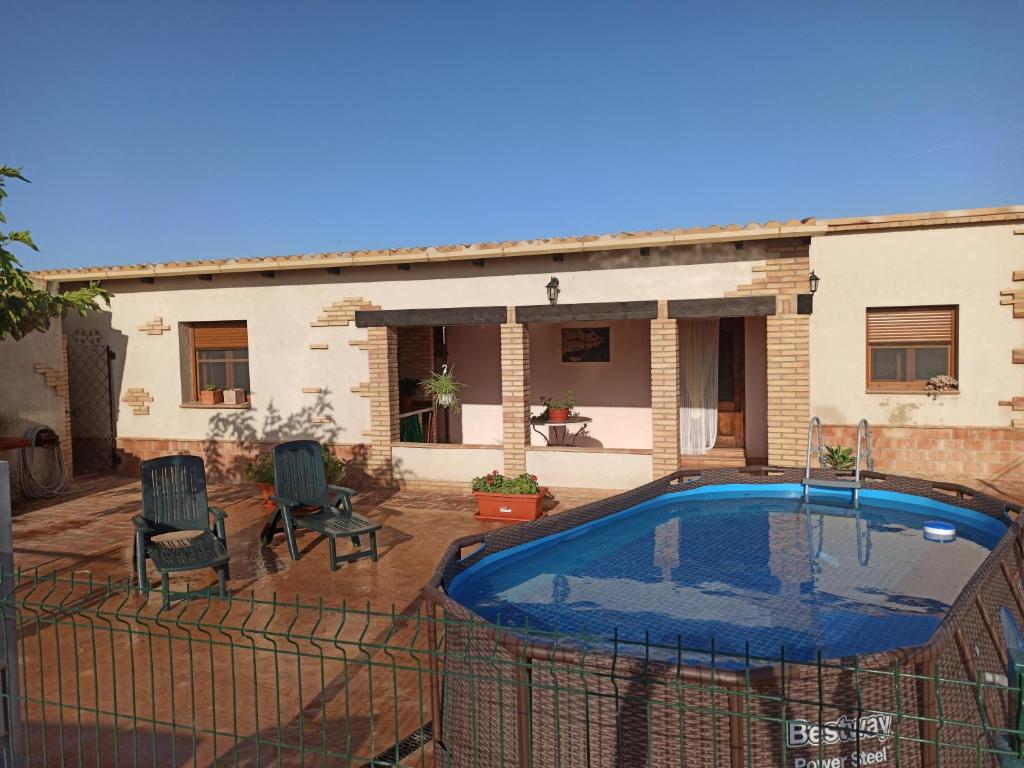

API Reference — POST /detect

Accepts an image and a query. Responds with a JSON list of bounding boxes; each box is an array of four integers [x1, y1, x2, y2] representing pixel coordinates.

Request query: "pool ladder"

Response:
[[802, 416, 875, 507]]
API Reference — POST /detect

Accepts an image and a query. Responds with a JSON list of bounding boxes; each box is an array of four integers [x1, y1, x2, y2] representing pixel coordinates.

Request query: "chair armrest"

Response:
[[327, 485, 357, 514], [209, 507, 228, 544], [270, 494, 304, 508], [132, 515, 156, 533]]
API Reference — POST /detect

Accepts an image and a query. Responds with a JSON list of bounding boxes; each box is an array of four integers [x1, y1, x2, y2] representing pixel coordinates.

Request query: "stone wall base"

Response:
[[115, 437, 374, 486], [821, 425, 1024, 488]]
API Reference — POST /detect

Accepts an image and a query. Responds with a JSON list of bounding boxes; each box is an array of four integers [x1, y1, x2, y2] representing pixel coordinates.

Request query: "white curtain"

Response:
[[679, 319, 719, 455]]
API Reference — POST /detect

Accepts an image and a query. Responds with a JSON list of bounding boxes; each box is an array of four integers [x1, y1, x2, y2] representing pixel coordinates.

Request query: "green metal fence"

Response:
[[1, 569, 1022, 767]]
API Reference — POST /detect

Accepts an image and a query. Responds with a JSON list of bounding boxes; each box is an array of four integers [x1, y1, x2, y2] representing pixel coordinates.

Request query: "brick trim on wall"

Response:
[[729, 245, 811, 466], [501, 308, 531, 475], [121, 388, 153, 415], [365, 326, 399, 485], [310, 297, 380, 327], [821, 424, 1024, 486], [115, 437, 371, 485], [59, 333, 73, 471], [650, 300, 681, 476]]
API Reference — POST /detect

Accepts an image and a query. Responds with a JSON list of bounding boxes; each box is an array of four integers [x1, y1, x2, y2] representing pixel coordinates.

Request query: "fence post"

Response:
[[0, 462, 22, 768]]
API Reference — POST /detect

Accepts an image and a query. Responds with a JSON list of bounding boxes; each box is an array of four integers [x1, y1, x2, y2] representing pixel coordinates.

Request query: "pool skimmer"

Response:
[[923, 520, 957, 542]]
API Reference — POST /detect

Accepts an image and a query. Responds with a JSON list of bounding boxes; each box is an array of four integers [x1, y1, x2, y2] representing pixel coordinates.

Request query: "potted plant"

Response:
[[540, 390, 577, 423], [925, 375, 959, 399], [243, 452, 276, 507], [223, 387, 247, 405], [200, 384, 223, 405], [419, 365, 464, 413], [471, 470, 546, 522], [244, 446, 347, 508], [822, 445, 856, 471]]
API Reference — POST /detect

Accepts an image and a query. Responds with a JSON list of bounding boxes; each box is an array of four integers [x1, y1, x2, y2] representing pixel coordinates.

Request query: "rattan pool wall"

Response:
[[424, 467, 1024, 768]]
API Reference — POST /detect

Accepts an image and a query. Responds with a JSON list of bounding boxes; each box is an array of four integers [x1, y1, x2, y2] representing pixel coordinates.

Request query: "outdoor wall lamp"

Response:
[[798, 270, 820, 315], [546, 276, 560, 306]]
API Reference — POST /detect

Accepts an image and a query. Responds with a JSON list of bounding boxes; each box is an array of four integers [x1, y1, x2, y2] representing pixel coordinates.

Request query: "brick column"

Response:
[[500, 308, 531, 476], [366, 326, 399, 485], [766, 295, 810, 466], [651, 300, 681, 477]]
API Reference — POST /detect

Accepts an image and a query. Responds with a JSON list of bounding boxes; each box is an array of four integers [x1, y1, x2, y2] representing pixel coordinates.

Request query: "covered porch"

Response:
[[356, 293, 806, 490]]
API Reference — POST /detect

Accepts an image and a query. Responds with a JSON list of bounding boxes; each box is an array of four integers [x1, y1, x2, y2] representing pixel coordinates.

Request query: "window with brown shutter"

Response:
[[190, 321, 250, 397], [866, 306, 957, 392]]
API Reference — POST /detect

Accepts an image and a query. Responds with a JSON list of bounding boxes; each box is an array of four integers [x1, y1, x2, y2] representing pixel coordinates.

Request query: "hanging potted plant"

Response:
[[471, 470, 547, 522], [200, 384, 223, 405], [419, 365, 465, 412], [245, 446, 347, 508], [540, 390, 577, 423]]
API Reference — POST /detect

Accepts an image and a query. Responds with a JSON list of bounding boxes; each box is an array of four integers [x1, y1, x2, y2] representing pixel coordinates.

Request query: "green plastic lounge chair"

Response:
[[133, 455, 230, 609], [259, 439, 380, 570]]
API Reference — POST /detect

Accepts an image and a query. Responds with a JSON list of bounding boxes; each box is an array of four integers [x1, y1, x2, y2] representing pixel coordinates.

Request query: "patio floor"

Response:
[[11, 476, 609, 608], [8, 478, 611, 767], [10, 472, 1024, 766]]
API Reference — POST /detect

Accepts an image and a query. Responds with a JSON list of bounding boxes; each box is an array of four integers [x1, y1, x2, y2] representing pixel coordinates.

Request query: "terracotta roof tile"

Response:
[[30, 206, 1024, 282]]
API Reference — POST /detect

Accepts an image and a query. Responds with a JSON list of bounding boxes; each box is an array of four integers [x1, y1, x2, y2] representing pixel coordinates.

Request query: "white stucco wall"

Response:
[[527, 319, 652, 450], [392, 444, 503, 484], [445, 324, 502, 445], [810, 224, 1022, 427], [526, 448, 653, 489], [0, 322, 67, 494], [63, 243, 769, 448]]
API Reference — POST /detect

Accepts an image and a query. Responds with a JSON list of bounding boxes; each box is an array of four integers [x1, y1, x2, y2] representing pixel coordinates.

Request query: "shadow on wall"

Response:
[[199, 390, 372, 485]]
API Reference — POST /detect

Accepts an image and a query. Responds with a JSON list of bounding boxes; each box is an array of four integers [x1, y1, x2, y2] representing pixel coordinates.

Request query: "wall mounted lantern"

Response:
[[546, 276, 560, 306], [808, 270, 820, 294]]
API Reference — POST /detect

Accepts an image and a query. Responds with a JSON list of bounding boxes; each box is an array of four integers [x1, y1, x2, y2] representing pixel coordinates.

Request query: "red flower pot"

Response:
[[200, 389, 223, 405], [473, 489, 546, 522], [257, 482, 276, 509], [547, 407, 570, 423]]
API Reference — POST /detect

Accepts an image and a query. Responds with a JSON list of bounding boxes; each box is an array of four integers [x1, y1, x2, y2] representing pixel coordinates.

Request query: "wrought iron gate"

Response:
[[67, 329, 117, 475]]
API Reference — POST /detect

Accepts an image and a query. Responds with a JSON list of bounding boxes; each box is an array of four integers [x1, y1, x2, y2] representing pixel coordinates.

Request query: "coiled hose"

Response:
[[19, 425, 68, 499]]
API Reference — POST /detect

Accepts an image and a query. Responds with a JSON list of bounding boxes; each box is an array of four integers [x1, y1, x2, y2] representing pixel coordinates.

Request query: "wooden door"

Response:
[[715, 318, 745, 448]]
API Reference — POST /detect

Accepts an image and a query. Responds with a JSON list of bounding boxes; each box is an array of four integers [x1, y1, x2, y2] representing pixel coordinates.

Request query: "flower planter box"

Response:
[[200, 389, 224, 405], [473, 489, 546, 522], [223, 388, 247, 405]]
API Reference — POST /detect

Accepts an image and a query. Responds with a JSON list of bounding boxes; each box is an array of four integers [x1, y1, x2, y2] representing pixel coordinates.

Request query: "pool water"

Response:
[[447, 485, 1006, 662]]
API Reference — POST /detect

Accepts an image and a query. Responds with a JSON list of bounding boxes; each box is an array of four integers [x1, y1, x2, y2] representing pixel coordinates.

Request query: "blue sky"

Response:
[[5, 1, 1023, 271]]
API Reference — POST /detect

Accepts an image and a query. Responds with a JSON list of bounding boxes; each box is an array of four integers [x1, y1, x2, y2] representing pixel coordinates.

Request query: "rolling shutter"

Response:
[[192, 322, 248, 349], [867, 307, 955, 345]]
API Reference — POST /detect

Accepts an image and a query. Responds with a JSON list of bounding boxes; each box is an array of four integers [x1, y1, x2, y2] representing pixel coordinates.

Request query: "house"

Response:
[[17, 204, 1024, 493]]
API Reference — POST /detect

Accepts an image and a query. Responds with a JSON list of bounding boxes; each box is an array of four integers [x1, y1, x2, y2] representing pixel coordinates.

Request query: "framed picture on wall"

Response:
[[561, 327, 611, 363]]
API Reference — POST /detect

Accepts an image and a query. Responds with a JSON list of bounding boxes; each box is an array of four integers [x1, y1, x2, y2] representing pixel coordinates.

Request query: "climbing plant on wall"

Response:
[[0, 165, 110, 341]]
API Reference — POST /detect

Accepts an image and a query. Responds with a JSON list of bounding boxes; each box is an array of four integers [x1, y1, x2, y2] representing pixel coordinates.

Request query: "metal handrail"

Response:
[[804, 416, 824, 482], [853, 418, 874, 506]]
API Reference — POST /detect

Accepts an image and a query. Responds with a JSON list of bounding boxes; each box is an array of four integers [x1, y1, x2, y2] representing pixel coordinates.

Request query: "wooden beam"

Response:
[[355, 306, 507, 328], [515, 300, 658, 324], [667, 295, 777, 319]]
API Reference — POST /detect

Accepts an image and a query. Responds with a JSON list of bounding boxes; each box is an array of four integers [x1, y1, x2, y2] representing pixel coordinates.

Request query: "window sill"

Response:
[[179, 402, 252, 410], [865, 389, 960, 396]]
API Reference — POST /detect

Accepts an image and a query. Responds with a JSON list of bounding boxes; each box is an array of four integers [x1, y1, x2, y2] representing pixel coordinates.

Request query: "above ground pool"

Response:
[[430, 469, 1024, 767], [446, 483, 1007, 662]]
